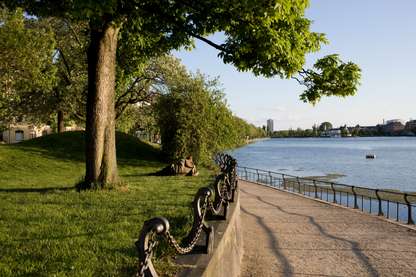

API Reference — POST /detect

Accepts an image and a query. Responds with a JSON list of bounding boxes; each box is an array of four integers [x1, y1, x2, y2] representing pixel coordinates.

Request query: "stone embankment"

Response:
[[176, 190, 242, 277], [240, 180, 416, 277]]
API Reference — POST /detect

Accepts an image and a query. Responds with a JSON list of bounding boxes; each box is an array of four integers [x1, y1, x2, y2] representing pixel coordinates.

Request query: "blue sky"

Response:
[[174, 0, 416, 130]]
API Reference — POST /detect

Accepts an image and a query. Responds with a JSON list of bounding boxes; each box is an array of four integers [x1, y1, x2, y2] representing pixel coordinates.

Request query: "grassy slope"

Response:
[[0, 132, 213, 276]]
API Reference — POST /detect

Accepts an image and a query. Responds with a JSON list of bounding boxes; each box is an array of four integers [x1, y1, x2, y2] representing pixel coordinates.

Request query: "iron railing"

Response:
[[136, 154, 238, 277], [237, 166, 416, 225]]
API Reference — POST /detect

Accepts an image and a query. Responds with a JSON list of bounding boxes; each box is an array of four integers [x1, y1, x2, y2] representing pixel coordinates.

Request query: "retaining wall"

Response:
[[176, 190, 242, 277]]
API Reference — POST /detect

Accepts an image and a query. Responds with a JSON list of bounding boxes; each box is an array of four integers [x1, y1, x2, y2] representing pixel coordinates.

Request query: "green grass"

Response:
[[0, 132, 214, 276]]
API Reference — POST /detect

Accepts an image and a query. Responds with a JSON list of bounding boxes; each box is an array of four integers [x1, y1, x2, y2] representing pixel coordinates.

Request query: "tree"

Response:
[[294, 55, 361, 104], [340, 125, 350, 137], [155, 66, 261, 165], [312, 124, 318, 136], [0, 8, 57, 124], [5, 1, 361, 188], [51, 18, 88, 132], [0, 8, 88, 131], [319, 122, 333, 132]]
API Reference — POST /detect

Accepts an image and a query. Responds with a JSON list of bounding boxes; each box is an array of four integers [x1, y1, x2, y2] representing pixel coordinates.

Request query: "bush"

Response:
[[155, 73, 264, 165]]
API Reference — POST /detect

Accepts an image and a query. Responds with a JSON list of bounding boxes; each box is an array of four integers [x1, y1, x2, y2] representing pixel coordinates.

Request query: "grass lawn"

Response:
[[0, 132, 214, 276]]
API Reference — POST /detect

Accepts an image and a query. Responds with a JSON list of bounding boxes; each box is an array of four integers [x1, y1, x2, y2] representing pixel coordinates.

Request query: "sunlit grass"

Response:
[[0, 132, 213, 276]]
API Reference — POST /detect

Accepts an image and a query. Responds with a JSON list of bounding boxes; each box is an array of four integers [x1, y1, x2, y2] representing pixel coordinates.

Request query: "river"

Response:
[[230, 137, 416, 192]]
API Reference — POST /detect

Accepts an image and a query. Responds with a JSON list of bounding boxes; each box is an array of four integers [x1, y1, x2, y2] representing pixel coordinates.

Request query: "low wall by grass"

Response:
[[176, 190, 242, 277]]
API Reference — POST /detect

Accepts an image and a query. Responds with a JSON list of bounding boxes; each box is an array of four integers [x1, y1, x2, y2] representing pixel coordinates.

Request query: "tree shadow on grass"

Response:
[[13, 131, 163, 164], [0, 186, 75, 193], [13, 230, 113, 242]]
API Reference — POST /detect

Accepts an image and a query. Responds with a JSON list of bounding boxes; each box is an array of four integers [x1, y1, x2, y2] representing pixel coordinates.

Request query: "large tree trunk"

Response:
[[83, 22, 120, 188], [57, 110, 65, 133]]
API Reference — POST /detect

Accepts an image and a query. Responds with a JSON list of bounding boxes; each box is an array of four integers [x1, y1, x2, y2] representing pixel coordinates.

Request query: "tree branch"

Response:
[[291, 76, 303, 85], [56, 48, 72, 82], [188, 32, 228, 53], [64, 19, 83, 47]]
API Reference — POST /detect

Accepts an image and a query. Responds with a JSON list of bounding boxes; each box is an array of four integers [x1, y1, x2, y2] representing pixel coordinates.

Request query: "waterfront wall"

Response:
[[176, 190, 242, 277]]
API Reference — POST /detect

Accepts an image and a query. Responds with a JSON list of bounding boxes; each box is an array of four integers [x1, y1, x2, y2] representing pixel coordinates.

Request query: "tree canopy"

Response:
[[3, 0, 361, 187], [154, 59, 265, 164], [0, 8, 56, 123], [5, 1, 331, 79], [319, 122, 333, 131]]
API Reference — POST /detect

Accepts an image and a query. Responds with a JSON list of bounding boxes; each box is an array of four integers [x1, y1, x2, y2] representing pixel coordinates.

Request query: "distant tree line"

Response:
[[271, 121, 416, 138]]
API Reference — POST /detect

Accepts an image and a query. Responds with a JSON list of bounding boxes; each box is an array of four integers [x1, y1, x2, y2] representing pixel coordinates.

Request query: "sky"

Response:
[[173, 0, 416, 130]]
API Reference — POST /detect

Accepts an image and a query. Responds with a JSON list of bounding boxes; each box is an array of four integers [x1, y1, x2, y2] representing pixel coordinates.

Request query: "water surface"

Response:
[[230, 137, 416, 192]]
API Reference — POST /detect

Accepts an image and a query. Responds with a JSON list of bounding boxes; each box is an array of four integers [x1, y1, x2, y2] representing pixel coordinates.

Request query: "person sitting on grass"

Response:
[[174, 155, 199, 176], [153, 155, 199, 176]]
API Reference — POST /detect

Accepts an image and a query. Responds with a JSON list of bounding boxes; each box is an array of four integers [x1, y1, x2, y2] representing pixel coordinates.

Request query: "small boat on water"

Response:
[[366, 154, 376, 159]]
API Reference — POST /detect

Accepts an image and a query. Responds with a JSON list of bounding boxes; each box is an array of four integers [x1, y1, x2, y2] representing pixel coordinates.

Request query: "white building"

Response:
[[266, 119, 274, 133], [1, 123, 52, 144], [385, 119, 405, 125], [320, 128, 341, 138]]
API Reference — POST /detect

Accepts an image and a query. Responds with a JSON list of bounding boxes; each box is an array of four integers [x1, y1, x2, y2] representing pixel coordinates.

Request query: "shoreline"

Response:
[[246, 137, 270, 144]]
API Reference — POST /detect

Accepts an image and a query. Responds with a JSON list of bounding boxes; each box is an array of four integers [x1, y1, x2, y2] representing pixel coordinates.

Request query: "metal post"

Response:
[[282, 174, 286, 190], [296, 177, 301, 193], [346, 192, 349, 207], [269, 171, 272, 186], [375, 189, 383, 216], [313, 180, 318, 198], [256, 169, 259, 182], [387, 200, 390, 219], [404, 194, 414, 224], [396, 202, 399, 221], [370, 198, 372, 213], [331, 183, 337, 203], [351, 186, 358, 209], [244, 168, 248, 180]]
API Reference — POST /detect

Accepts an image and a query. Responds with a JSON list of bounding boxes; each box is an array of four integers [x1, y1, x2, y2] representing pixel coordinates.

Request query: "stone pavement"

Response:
[[239, 180, 416, 277]]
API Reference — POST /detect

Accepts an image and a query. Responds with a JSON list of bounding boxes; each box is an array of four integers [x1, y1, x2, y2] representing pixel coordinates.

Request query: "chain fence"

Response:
[[135, 153, 238, 277]]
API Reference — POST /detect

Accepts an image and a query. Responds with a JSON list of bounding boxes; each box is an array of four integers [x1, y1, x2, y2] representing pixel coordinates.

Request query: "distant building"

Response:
[[405, 120, 416, 132], [266, 119, 274, 134], [0, 122, 83, 144], [385, 119, 405, 125], [1, 123, 52, 144], [359, 125, 380, 134], [381, 121, 405, 135], [320, 128, 341, 138]]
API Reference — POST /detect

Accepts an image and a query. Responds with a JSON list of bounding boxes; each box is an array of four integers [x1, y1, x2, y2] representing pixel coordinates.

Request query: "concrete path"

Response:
[[239, 180, 416, 277]]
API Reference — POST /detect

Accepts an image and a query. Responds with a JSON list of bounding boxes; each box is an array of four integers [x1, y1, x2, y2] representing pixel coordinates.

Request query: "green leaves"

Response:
[[154, 59, 263, 165], [218, 0, 327, 78], [298, 54, 361, 104], [5, 0, 361, 107], [0, 7, 57, 122]]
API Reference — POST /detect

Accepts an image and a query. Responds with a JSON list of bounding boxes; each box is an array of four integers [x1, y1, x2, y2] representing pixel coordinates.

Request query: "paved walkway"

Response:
[[239, 180, 416, 277]]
